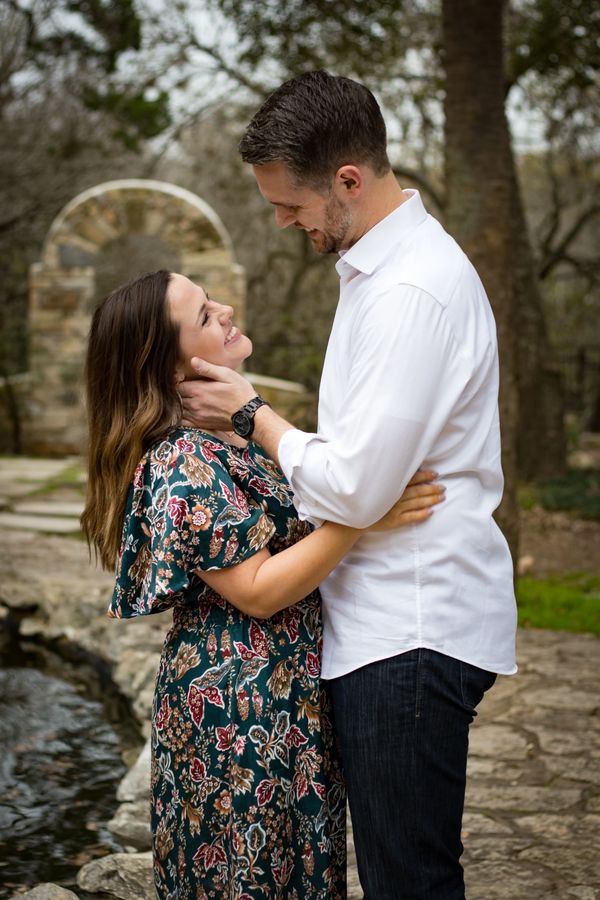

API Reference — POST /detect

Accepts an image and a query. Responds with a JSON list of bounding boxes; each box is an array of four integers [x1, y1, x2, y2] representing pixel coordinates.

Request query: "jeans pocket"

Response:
[[459, 660, 497, 713]]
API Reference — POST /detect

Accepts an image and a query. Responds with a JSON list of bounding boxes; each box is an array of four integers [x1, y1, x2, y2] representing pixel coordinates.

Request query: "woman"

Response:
[[81, 270, 443, 899]]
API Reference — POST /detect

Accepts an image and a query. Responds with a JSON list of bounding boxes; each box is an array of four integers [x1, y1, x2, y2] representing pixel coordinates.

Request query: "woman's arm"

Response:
[[197, 472, 444, 619]]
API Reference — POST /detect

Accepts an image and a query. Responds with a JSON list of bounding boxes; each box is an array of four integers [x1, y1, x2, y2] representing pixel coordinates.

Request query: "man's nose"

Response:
[[274, 207, 293, 229]]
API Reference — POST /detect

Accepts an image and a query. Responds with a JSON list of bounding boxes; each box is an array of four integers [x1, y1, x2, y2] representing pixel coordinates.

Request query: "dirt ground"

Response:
[[518, 431, 600, 578], [520, 507, 600, 577]]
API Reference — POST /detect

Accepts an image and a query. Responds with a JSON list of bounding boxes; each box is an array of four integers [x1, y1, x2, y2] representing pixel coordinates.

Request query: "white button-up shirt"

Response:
[[278, 190, 517, 679]]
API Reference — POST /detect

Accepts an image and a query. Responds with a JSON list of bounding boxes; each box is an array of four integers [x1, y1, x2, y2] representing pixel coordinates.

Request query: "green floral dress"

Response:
[[110, 428, 346, 899]]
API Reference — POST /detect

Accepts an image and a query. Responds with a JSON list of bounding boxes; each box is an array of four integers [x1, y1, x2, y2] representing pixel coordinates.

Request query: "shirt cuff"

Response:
[[278, 428, 324, 526]]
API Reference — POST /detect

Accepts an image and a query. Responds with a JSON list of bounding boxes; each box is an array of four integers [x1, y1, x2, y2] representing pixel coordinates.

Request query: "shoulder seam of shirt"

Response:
[[367, 280, 475, 365]]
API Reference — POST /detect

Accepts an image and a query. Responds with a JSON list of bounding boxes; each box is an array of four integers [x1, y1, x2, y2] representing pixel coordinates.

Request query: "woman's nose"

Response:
[[218, 303, 234, 321]]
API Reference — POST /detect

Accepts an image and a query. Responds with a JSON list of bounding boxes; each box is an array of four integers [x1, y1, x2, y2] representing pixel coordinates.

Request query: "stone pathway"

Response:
[[0, 456, 83, 533], [462, 630, 599, 900], [1, 457, 599, 899]]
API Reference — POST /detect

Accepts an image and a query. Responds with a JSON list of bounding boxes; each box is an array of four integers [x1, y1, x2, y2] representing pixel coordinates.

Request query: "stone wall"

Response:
[[22, 179, 308, 455]]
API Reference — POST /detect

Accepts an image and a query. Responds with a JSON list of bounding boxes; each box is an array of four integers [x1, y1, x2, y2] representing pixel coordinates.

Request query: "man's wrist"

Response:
[[250, 404, 295, 467], [230, 394, 271, 439], [229, 381, 258, 416]]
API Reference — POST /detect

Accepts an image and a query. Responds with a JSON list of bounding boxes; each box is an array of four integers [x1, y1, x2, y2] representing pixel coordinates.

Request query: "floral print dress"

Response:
[[110, 428, 346, 899]]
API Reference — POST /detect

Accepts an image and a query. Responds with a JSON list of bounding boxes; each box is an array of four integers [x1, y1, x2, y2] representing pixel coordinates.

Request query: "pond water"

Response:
[[0, 635, 140, 897]]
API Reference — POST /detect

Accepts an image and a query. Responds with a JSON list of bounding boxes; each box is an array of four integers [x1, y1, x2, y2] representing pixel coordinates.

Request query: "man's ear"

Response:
[[334, 165, 362, 197]]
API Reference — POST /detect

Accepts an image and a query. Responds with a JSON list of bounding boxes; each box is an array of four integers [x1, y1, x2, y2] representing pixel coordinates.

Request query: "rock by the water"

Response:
[[116, 739, 151, 803], [108, 797, 152, 850], [77, 852, 154, 899], [10, 885, 79, 900], [109, 738, 152, 849]]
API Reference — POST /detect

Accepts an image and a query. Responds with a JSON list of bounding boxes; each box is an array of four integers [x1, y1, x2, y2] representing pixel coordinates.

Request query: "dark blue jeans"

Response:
[[327, 649, 496, 899]]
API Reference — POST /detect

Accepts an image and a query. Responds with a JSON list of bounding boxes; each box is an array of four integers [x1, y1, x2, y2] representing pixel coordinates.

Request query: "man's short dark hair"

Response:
[[239, 70, 391, 191]]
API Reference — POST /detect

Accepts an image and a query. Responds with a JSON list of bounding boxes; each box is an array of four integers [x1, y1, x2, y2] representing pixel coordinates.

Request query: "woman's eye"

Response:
[[202, 311, 209, 326]]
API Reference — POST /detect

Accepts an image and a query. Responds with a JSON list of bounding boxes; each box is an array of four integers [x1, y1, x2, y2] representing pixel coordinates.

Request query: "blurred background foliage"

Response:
[[1, 0, 599, 485]]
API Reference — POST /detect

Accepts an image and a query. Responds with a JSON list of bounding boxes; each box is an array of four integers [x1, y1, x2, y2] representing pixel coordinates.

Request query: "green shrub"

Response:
[[540, 469, 600, 521], [517, 573, 600, 635]]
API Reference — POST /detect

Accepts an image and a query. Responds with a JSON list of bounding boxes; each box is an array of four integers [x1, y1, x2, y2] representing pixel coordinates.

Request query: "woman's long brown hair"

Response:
[[81, 270, 181, 570]]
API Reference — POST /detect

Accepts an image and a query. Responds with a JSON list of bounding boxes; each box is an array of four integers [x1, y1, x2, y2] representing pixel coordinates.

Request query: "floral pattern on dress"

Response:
[[111, 428, 346, 899]]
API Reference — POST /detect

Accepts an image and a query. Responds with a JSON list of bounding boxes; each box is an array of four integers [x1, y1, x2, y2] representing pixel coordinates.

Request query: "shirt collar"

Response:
[[335, 189, 428, 279]]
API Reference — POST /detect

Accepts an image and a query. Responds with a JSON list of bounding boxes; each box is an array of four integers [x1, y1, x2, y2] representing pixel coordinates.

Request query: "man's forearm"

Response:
[[251, 405, 295, 468]]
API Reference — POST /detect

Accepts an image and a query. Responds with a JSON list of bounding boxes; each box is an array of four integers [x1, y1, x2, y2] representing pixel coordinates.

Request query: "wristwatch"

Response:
[[231, 395, 271, 439]]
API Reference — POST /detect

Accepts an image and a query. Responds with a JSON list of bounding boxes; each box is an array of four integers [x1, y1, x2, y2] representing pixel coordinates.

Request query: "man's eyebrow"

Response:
[[270, 200, 300, 209]]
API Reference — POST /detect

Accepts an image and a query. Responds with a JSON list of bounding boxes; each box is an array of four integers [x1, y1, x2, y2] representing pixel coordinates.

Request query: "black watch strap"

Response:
[[231, 395, 271, 438]]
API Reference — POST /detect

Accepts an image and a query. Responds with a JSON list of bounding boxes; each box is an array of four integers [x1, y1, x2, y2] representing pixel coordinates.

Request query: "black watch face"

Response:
[[232, 410, 253, 438]]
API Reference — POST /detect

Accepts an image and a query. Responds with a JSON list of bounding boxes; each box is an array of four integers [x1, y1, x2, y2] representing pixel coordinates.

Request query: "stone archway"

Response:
[[25, 179, 246, 454]]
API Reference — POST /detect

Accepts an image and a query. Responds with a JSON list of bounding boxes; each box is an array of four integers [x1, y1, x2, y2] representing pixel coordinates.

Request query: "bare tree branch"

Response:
[[539, 204, 600, 280], [186, 38, 266, 97], [537, 150, 562, 261], [246, 245, 319, 292], [392, 166, 445, 211]]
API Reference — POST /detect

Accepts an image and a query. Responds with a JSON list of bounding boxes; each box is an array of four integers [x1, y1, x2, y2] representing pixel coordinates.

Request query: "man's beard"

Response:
[[311, 193, 352, 254]]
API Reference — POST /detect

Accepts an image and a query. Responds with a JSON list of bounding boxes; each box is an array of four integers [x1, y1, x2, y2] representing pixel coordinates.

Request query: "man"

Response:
[[180, 70, 517, 899]]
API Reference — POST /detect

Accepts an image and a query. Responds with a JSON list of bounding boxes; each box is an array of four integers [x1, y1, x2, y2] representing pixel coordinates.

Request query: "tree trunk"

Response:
[[442, 0, 520, 563], [510, 163, 567, 480]]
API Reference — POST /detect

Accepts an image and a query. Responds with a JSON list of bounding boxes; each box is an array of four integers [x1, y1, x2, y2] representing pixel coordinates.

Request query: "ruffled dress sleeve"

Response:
[[109, 433, 276, 618]]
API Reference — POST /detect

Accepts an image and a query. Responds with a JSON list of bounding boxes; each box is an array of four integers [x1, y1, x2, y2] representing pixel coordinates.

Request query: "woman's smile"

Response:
[[225, 325, 241, 345], [168, 273, 252, 377]]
